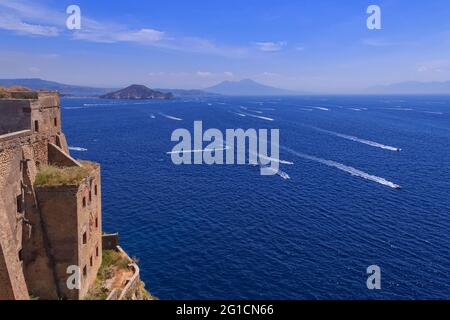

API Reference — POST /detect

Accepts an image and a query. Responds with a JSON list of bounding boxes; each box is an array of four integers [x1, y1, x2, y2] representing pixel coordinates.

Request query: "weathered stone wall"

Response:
[[35, 185, 80, 299], [21, 141, 59, 300], [77, 165, 102, 299], [0, 100, 32, 135], [48, 143, 80, 167], [0, 131, 32, 300], [102, 233, 119, 250], [0, 92, 104, 300], [34, 164, 102, 300]]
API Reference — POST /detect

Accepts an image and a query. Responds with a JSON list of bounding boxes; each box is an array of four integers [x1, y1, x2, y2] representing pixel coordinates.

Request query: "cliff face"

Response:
[[100, 84, 174, 100]]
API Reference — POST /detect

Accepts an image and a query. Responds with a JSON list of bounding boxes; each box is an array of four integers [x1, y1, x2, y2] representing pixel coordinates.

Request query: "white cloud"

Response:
[[224, 71, 234, 77], [254, 41, 286, 52], [417, 60, 449, 73], [261, 72, 280, 77], [0, 12, 59, 36], [113, 28, 165, 43], [362, 38, 415, 47], [196, 71, 213, 77], [28, 67, 40, 74], [0, 0, 248, 58], [148, 71, 166, 77]]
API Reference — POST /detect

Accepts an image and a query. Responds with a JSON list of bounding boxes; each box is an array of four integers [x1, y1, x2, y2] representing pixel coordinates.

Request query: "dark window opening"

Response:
[[83, 266, 87, 277], [94, 185, 98, 196], [90, 256, 93, 267], [16, 195, 23, 213], [89, 191, 92, 202], [82, 232, 87, 244], [18, 249, 23, 261], [54, 117, 58, 127], [95, 217, 98, 229], [82, 197, 86, 207], [34, 120, 39, 132], [96, 246, 99, 257]]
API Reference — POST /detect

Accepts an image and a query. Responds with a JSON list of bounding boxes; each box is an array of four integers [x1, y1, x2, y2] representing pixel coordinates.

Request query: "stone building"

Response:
[[0, 91, 102, 300]]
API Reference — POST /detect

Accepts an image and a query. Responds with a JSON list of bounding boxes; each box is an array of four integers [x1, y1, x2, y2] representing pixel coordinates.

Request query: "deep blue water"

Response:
[[61, 95, 450, 300]]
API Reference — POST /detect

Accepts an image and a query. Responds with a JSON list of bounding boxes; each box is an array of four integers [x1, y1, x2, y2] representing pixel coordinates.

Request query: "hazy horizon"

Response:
[[1, 0, 450, 93]]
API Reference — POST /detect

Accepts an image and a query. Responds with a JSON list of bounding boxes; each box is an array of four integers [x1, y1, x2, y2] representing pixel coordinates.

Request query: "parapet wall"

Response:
[[0, 100, 32, 135]]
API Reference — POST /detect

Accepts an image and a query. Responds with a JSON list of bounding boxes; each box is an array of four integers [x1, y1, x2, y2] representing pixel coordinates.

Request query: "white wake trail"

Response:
[[282, 147, 401, 189], [69, 147, 88, 152], [311, 127, 401, 152], [256, 153, 294, 165], [263, 167, 291, 180], [243, 112, 274, 121], [159, 112, 183, 121]]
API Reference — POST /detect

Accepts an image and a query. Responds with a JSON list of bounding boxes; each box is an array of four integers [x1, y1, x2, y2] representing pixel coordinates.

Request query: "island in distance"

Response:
[[100, 84, 174, 100]]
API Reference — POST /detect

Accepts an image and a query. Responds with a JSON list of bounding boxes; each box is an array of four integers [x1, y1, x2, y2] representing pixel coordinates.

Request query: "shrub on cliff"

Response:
[[35, 165, 90, 186]]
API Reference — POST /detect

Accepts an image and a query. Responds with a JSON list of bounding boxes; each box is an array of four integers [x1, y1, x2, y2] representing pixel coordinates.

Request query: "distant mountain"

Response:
[[0, 78, 115, 97], [156, 88, 220, 97], [100, 84, 174, 100], [205, 79, 299, 96], [367, 81, 450, 94]]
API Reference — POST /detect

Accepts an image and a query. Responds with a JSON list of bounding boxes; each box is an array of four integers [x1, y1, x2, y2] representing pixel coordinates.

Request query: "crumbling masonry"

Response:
[[0, 91, 102, 300]]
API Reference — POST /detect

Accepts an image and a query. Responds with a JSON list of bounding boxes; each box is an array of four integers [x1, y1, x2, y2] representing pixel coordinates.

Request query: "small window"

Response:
[[82, 197, 86, 207], [18, 249, 23, 261], [54, 117, 58, 127], [96, 246, 99, 257], [90, 256, 93, 267], [94, 185, 98, 196], [16, 195, 23, 213], [82, 232, 87, 244], [89, 191, 92, 202], [95, 217, 98, 229], [34, 120, 39, 132], [83, 265, 87, 277]]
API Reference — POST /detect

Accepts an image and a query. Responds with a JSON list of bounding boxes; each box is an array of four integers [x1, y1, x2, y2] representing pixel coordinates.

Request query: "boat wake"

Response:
[[256, 153, 294, 165], [263, 167, 291, 180], [159, 113, 183, 121], [243, 113, 275, 121], [310, 126, 401, 152], [69, 146, 88, 152], [282, 147, 401, 189]]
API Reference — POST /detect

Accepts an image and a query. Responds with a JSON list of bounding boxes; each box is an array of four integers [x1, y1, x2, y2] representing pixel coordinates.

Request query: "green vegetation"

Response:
[[84, 279, 110, 300], [0, 85, 31, 98], [34, 165, 91, 186], [138, 281, 157, 300], [99, 250, 130, 279], [85, 250, 130, 300]]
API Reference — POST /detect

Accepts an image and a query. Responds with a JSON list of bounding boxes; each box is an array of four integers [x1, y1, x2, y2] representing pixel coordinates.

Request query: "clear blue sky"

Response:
[[1, 0, 450, 92]]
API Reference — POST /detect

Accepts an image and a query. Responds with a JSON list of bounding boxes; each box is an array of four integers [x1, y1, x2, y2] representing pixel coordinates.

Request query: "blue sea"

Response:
[[61, 95, 450, 300]]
